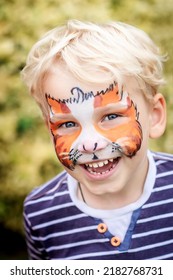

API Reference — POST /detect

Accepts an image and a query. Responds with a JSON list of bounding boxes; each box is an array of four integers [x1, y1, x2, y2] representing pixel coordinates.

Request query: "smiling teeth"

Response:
[[85, 158, 114, 168]]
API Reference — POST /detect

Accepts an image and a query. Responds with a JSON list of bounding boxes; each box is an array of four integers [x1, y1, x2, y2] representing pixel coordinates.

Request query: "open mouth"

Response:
[[82, 157, 121, 176]]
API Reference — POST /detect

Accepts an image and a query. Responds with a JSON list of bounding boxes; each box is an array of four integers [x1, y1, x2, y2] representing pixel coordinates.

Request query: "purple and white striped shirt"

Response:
[[23, 151, 173, 260]]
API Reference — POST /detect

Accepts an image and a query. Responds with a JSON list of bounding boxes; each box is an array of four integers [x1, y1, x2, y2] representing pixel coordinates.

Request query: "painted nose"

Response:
[[78, 139, 108, 153]]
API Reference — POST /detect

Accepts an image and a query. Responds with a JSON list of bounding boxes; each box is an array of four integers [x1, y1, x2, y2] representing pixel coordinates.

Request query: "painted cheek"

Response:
[[94, 120, 142, 156], [46, 95, 81, 169], [50, 122, 81, 169], [94, 101, 143, 157]]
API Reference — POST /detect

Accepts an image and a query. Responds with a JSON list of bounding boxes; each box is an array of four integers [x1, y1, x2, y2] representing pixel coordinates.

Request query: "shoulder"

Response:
[[151, 151, 173, 171], [152, 151, 173, 162], [24, 170, 69, 212], [151, 151, 173, 187]]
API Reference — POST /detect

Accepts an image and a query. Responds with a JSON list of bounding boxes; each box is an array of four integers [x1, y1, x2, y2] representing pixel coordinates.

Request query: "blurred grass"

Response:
[[0, 0, 173, 259]]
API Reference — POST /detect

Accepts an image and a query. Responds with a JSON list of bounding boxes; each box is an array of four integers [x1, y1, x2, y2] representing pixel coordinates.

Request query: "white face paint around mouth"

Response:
[[72, 144, 122, 165]]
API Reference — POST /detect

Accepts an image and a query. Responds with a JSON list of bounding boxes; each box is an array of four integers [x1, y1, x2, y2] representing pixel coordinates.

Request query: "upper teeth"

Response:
[[85, 158, 114, 168]]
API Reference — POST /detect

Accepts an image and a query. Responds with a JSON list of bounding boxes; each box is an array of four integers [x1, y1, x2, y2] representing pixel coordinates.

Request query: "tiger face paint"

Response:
[[46, 82, 143, 170]]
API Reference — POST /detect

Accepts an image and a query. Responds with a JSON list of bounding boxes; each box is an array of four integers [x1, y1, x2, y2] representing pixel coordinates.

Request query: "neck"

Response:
[[78, 184, 144, 209]]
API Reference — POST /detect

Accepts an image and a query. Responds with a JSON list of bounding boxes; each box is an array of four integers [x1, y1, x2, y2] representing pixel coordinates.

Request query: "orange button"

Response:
[[110, 236, 121, 247], [97, 223, 108, 233]]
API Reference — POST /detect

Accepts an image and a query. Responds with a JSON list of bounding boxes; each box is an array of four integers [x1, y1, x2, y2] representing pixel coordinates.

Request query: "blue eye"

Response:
[[104, 114, 118, 121], [60, 122, 76, 128]]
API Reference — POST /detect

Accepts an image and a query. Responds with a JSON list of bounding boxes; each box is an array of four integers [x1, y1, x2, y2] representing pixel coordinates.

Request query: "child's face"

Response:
[[44, 65, 152, 199]]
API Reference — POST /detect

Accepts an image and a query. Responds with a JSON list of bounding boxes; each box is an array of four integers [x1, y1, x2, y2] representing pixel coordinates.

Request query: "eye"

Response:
[[59, 121, 77, 128], [102, 114, 119, 122]]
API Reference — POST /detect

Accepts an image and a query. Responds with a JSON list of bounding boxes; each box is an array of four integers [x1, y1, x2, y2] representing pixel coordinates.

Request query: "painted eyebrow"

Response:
[[94, 102, 129, 115], [49, 113, 76, 123]]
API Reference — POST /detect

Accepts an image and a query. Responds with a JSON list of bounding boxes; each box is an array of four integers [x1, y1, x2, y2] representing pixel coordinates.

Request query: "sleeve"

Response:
[[23, 211, 45, 260]]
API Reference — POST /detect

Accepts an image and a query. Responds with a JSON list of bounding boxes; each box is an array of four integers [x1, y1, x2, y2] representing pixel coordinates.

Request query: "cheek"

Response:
[[50, 124, 81, 168], [94, 120, 143, 156], [54, 133, 79, 154], [96, 121, 141, 141]]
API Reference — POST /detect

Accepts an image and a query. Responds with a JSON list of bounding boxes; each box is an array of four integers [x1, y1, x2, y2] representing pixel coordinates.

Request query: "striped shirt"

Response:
[[23, 151, 173, 260]]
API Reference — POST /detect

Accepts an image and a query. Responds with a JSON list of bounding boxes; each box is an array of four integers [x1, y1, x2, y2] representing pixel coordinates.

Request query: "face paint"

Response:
[[46, 94, 82, 170], [46, 82, 142, 170], [94, 84, 142, 157]]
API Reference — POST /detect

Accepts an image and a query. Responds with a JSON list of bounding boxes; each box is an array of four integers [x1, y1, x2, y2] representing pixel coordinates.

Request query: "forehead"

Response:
[[43, 63, 145, 108], [43, 66, 113, 100]]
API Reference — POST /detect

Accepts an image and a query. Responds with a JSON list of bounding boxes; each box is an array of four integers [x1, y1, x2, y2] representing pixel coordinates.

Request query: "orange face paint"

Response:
[[94, 85, 142, 157], [46, 94, 81, 170], [94, 83, 120, 107]]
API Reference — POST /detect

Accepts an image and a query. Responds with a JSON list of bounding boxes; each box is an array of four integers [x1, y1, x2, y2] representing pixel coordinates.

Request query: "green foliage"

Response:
[[16, 116, 36, 136], [0, 0, 173, 256]]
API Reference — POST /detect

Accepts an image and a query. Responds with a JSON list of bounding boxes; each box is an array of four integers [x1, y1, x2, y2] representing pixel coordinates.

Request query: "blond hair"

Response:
[[21, 19, 166, 116]]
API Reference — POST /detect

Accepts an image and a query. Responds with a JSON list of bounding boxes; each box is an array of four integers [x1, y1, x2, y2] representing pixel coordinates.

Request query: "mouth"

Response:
[[81, 157, 121, 178]]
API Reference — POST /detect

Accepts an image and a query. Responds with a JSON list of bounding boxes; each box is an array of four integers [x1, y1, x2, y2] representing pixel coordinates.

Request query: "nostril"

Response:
[[93, 143, 98, 151], [82, 143, 97, 152], [78, 140, 107, 152]]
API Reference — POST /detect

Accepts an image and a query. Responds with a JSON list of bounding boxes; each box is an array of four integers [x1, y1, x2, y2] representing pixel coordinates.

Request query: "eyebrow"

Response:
[[49, 113, 76, 123], [94, 101, 129, 115]]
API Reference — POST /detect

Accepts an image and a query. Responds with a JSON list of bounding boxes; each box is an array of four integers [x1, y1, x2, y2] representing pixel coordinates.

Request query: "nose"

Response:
[[78, 139, 108, 153]]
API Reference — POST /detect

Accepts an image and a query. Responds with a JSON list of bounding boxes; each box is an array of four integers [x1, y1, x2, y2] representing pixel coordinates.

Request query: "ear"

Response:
[[149, 93, 167, 139]]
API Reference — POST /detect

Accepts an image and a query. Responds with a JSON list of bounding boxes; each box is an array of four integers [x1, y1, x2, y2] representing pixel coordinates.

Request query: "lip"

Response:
[[79, 157, 121, 181]]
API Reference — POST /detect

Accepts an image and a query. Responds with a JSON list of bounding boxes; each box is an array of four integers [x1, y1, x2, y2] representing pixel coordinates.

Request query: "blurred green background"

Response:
[[0, 0, 173, 259]]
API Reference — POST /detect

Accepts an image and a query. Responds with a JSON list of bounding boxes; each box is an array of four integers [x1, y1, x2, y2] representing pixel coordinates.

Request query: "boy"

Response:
[[22, 20, 173, 260]]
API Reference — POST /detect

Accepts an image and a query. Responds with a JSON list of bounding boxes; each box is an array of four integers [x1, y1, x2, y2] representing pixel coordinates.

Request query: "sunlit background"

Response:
[[0, 0, 173, 259]]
